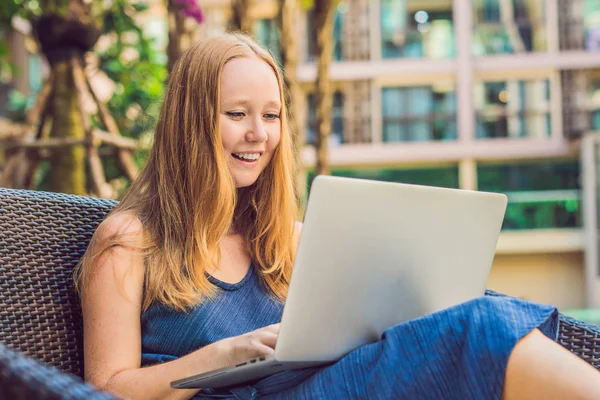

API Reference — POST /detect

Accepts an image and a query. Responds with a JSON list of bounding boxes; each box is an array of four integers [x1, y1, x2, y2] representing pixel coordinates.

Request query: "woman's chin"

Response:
[[233, 176, 259, 189]]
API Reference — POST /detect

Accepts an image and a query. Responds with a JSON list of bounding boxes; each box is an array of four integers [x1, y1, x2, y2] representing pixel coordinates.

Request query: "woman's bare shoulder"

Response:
[[94, 211, 145, 245], [83, 211, 146, 296]]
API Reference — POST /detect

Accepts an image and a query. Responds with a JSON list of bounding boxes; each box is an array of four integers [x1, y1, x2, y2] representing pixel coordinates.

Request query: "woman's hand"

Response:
[[215, 323, 280, 366]]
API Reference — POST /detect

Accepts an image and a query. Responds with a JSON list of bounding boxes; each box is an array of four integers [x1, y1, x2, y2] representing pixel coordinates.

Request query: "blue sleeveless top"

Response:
[[140, 264, 561, 399], [140, 264, 284, 366]]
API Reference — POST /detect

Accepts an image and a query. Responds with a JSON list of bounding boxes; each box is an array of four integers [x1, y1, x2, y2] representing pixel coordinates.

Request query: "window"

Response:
[[306, 92, 344, 145], [586, 71, 600, 130], [307, 165, 459, 192], [472, 0, 547, 56], [477, 160, 581, 230], [255, 18, 281, 62], [589, 80, 600, 131], [382, 84, 457, 142], [306, 5, 344, 62], [585, 0, 600, 52], [475, 78, 551, 139], [380, 0, 454, 59]]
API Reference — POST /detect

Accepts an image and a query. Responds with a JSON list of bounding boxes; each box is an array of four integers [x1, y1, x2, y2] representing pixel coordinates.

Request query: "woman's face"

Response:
[[219, 57, 282, 188]]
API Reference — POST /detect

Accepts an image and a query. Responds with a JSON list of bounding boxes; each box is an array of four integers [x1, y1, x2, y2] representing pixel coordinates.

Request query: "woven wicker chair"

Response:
[[0, 341, 115, 399], [0, 188, 117, 399], [1, 187, 600, 398]]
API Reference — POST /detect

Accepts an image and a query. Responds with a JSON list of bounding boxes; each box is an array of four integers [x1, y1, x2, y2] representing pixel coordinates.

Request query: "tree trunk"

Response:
[[277, 0, 306, 199], [48, 60, 86, 195], [278, 0, 302, 151], [230, 0, 254, 33], [313, 0, 339, 176], [31, 0, 102, 194], [167, 0, 186, 73]]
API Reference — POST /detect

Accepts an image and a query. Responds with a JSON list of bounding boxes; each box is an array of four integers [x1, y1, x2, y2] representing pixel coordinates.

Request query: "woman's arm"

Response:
[[81, 215, 278, 400]]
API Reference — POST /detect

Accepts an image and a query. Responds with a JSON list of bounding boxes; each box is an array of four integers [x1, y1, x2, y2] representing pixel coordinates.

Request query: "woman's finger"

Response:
[[261, 323, 280, 334], [252, 342, 276, 357], [254, 331, 278, 349]]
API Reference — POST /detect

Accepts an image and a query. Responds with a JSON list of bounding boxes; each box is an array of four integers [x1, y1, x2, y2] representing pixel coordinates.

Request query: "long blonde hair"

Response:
[[75, 33, 300, 311]]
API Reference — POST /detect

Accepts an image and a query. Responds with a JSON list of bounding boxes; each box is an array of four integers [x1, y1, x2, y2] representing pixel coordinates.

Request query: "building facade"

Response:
[[205, 0, 600, 310], [5, 0, 600, 310]]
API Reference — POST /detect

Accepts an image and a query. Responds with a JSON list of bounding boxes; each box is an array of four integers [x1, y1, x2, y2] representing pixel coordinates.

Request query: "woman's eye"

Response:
[[264, 113, 280, 120], [226, 112, 245, 119]]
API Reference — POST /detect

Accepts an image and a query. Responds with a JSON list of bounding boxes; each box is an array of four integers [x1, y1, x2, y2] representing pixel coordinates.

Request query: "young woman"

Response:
[[75, 33, 600, 400]]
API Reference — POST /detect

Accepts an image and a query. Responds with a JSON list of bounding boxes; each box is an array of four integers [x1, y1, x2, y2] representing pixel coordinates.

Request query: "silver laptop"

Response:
[[171, 175, 507, 389]]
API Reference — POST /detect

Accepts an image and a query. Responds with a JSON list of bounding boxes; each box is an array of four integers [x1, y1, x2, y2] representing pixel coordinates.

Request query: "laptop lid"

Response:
[[274, 176, 507, 363]]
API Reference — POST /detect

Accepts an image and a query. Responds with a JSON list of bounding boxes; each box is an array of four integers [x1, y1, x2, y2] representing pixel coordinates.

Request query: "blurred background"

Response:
[[2, 0, 600, 318]]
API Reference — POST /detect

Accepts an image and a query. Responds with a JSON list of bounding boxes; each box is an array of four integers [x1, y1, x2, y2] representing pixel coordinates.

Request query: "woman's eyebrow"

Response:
[[221, 99, 282, 109], [265, 100, 282, 109], [221, 98, 252, 107]]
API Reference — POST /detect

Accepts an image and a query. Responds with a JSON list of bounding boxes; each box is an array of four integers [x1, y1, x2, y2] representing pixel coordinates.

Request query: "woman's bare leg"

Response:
[[502, 329, 600, 400]]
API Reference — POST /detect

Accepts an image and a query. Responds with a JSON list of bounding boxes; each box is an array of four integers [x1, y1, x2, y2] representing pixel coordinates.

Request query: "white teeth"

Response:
[[233, 153, 261, 161]]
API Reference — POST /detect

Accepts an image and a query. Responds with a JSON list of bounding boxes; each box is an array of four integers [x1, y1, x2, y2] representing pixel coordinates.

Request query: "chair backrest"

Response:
[[487, 290, 600, 370], [0, 341, 117, 399], [0, 188, 116, 378], [1, 187, 599, 382], [558, 314, 600, 369]]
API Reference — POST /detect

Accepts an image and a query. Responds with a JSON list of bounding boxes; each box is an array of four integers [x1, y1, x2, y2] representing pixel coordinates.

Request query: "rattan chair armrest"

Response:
[[0, 329, 118, 399]]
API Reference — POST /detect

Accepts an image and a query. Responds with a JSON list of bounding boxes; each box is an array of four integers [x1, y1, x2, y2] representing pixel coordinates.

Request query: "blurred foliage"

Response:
[[98, 0, 166, 139], [0, 1, 32, 77], [0, 37, 13, 78], [0, 0, 41, 23], [1, 0, 167, 140], [5, 89, 34, 122], [0, 0, 97, 74], [96, 0, 167, 186], [1, 0, 168, 190]]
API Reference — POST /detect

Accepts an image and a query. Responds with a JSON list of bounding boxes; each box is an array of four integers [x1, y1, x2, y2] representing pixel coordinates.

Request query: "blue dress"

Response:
[[141, 265, 559, 399]]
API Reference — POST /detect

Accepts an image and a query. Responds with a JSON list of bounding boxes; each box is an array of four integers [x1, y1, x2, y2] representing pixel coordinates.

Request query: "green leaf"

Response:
[[105, 59, 124, 74], [131, 3, 149, 12], [0, 40, 8, 57]]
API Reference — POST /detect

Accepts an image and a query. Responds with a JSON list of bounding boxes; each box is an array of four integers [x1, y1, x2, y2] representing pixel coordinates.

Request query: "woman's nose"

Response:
[[247, 118, 268, 142]]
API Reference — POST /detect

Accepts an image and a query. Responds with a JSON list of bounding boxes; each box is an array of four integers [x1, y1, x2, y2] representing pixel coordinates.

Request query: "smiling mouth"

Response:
[[232, 153, 261, 162]]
